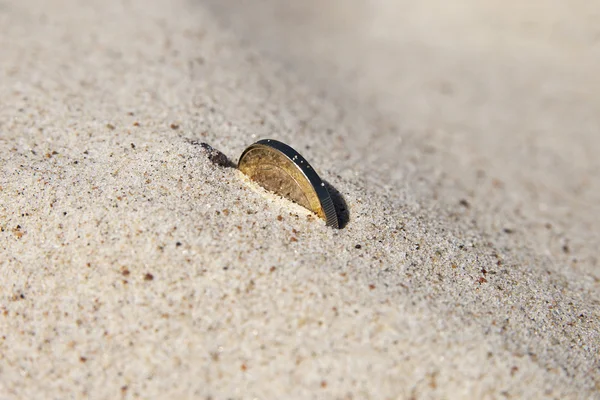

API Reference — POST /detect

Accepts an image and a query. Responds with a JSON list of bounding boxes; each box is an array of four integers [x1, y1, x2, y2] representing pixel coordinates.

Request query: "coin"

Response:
[[238, 139, 339, 228]]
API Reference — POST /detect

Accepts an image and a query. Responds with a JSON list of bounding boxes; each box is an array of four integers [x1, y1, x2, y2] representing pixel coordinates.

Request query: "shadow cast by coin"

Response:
[[323, 180, 349, 229]]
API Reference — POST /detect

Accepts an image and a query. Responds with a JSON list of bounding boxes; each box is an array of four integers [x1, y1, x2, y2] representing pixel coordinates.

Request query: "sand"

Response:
[[1, 0, 599, 398]]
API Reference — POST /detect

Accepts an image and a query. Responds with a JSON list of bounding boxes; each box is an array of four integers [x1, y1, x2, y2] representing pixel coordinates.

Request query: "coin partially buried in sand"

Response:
[[238, 139, 339, 228]]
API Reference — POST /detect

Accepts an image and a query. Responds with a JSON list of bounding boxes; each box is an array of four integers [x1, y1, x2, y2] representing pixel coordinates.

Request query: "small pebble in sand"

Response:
[[198, 142, 231, 167]]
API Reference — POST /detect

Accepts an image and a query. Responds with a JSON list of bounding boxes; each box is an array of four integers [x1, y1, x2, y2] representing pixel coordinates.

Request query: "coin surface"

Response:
[[238, 139, 339, 228]]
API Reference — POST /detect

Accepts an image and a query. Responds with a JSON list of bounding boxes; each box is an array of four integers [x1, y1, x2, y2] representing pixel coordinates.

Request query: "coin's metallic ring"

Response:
[[238, 139, 339, 228]]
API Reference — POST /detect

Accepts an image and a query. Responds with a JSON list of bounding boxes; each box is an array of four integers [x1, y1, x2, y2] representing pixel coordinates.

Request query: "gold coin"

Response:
[[238, 139, 339, 228]]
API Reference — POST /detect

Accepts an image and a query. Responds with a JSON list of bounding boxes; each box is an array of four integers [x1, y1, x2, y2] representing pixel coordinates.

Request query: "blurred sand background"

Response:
[[1, 0, 599, 398]]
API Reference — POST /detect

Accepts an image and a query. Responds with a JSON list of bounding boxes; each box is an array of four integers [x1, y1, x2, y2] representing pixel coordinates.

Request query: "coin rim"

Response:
[[238, 139, 339, 228]]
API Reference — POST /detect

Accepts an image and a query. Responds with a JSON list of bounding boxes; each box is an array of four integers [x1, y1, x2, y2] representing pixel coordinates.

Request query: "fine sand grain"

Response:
[[1, 0, 599, 398]]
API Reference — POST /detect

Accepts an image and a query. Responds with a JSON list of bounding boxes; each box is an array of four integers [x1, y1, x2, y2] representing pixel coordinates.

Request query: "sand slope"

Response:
[[1, 0, 599, 398]]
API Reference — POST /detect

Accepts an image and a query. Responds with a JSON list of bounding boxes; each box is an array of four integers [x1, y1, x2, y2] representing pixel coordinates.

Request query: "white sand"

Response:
[[1, 0, 599, 398]]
